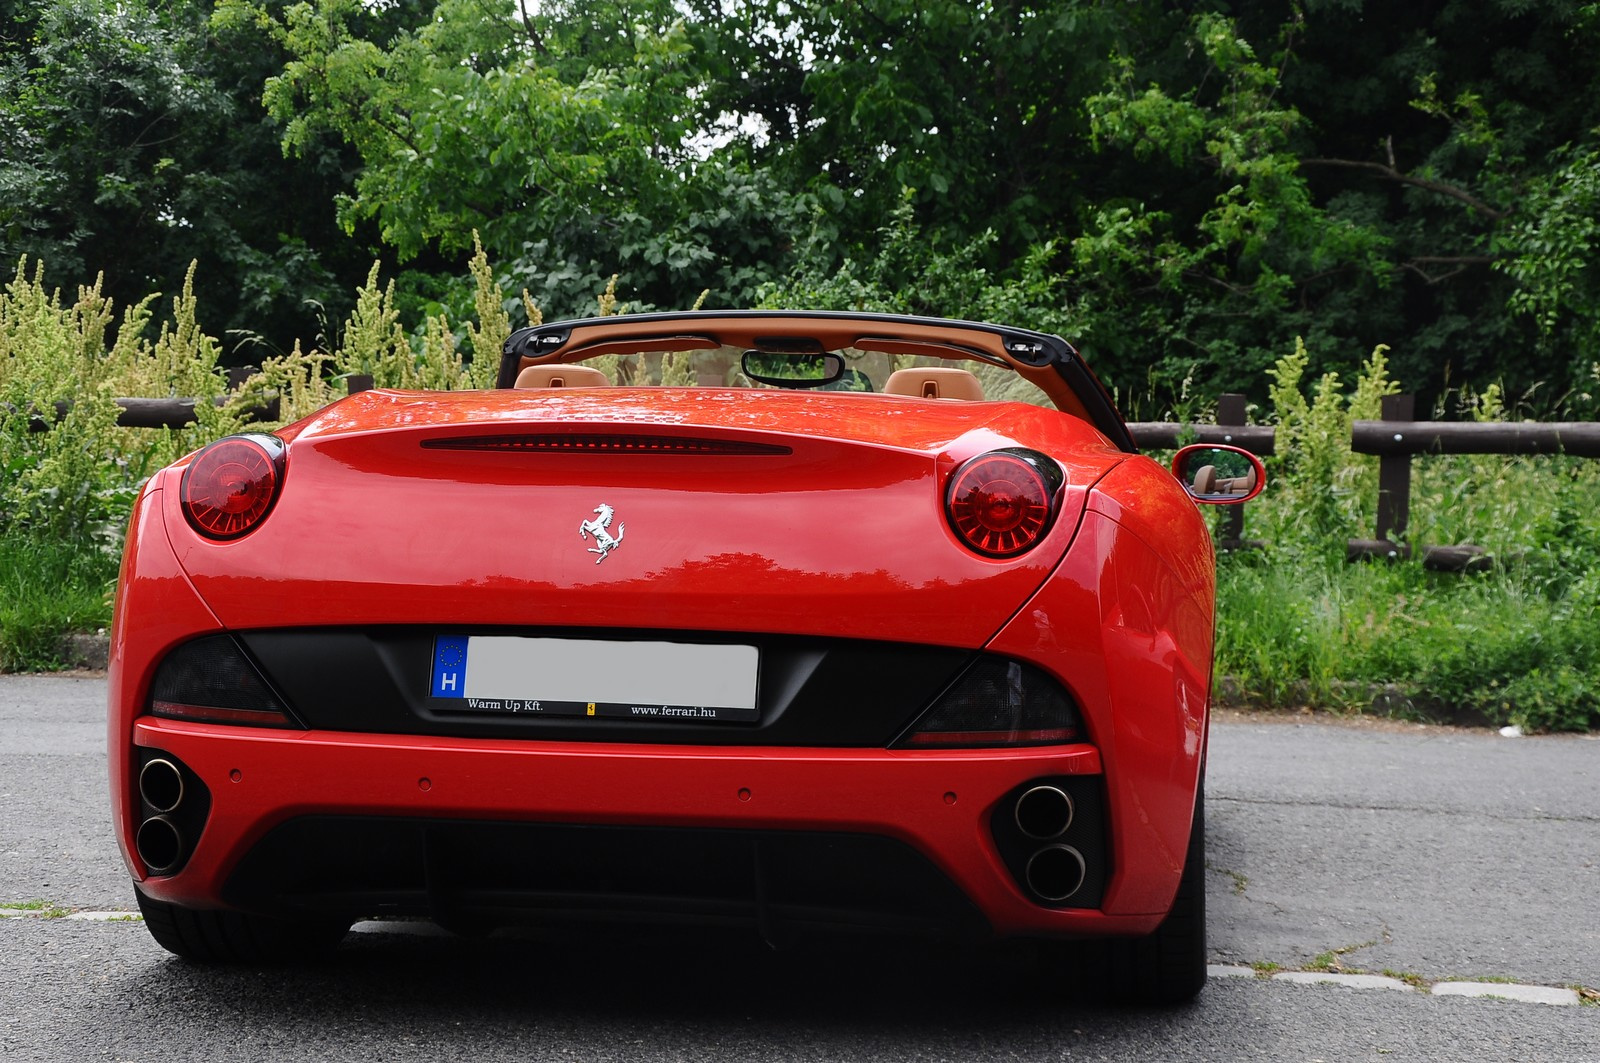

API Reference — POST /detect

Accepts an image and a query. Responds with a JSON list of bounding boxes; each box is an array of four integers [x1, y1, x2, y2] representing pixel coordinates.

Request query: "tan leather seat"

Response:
[[513, 365, 611, 388], [883, 367, 985, 400]]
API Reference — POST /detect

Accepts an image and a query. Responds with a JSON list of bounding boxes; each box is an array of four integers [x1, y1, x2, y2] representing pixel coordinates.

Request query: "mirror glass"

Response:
[[1174, 446, 1261, 502], [741, 350, 846, 389]]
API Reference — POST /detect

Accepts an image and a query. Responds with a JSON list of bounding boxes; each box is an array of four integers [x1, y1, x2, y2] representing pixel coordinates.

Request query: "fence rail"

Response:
[[18, 373, 376, 432], [1350, 419, 1600, 457], [13, 384, 1598, 569], [1125, 422, 1277, 451], [1139, 393, 1599, 568]]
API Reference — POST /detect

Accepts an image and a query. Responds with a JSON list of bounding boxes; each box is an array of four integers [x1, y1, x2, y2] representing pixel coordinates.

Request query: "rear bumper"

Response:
[[110, 468, 1211, 943], [130, 718, 1168, 938]]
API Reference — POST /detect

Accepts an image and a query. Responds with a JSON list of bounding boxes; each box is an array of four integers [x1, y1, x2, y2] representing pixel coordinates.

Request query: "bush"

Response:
[[3, 251, 1598, 732], [1217, 345, 1600, 731], [0, 245, 524, 668]]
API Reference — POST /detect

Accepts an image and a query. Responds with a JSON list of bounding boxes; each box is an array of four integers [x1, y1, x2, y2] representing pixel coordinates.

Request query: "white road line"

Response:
[[1, 915, 1591, 1006], [1432, 982, 1582, 1006]]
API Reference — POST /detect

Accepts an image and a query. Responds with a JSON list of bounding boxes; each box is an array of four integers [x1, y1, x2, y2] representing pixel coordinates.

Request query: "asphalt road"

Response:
[[3, 675, 1597, 1061]]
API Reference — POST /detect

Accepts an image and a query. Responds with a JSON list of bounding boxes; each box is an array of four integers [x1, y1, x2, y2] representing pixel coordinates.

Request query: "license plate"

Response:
[[428, 635, 759, 722]]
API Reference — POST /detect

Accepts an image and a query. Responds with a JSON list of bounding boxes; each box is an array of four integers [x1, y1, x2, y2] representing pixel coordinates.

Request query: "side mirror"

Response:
[[741, 350, 846, 389], [1172, 444, 1266, 504]]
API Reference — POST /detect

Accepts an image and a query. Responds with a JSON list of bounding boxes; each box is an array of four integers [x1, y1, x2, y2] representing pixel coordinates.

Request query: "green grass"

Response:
[[1216, 451, 1600, 733], [0, 531, 117, 673], [1215, 550, 1600, 731], [0, 899, 70, 918], [3, 442, 1599, 733]]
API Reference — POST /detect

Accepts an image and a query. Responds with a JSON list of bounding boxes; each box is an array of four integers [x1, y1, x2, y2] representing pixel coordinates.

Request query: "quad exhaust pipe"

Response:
[[1024, 843, 1087, 902], [1006, 782, 1090, 903], [136, 815, 184, 874], [135, 757, 193, 873]]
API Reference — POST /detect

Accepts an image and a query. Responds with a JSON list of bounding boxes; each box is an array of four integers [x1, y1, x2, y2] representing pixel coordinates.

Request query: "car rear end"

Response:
[[109, 381, 1214, 996]]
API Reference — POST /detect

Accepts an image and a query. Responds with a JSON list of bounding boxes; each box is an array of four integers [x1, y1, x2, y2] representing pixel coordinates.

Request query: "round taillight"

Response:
[[946, 450, 1058, 557], [180, 435, 285, 540]]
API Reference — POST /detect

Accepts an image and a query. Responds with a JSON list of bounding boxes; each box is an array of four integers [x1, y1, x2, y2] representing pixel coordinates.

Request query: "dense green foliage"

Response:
[[4, 255, 1599, 730], [3, 1, 1600, 725], [0, 0, 418, 354], [7, 0, 1600, 404]]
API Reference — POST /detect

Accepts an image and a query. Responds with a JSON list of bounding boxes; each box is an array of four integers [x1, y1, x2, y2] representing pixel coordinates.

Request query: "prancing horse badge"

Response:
[[579, 503, 625, 564]]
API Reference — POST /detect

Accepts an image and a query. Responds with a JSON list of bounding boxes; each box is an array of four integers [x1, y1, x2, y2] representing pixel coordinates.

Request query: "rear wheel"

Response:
[[136, 890, 349, 964], [1050, 788, 1207, 1005]]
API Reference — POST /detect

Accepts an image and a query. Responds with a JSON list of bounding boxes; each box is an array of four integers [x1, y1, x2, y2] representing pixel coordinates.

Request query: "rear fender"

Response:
[[986, 457, 1215, 916], [107, 472, 228, 878]]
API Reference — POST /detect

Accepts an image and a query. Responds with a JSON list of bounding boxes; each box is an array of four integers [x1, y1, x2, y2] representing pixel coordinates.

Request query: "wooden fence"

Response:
[[15, 371, 376, 432], [1132, 392, 1600, 569], [16, 382, 1600, 568]]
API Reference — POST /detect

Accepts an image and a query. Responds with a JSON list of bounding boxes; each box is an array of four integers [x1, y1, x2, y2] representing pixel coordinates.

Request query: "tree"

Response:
[[1012, 2, 1600, 406], [0, 0, 386, 359], [1239, 0, 1600, 403], [243, 0, 811, 318]]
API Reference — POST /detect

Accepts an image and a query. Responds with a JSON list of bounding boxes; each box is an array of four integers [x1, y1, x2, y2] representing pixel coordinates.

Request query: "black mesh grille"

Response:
[[224, 817, 990, 937]]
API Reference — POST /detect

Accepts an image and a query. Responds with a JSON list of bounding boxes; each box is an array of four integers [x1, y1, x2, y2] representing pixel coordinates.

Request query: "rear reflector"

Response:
[[896, 658, 1083, 748], [421, 434, 791, 456], [148, 635, 299, 728]]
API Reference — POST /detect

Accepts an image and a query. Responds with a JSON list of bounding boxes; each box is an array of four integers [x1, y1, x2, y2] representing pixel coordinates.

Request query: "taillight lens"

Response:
[[895, 658, 1083, 748], [180, 434, 285, 540], [148, 635, 299, 728], [946, 449, 1060, 557]]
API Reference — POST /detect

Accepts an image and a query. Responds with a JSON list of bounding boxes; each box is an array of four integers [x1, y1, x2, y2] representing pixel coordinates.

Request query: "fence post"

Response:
[[1348, 393, 1415, 561], [1215, 393, 1247, 547], [226, 366, 255, 391], [347, 374, 374, 395], [1375, 393, 1416, 541]]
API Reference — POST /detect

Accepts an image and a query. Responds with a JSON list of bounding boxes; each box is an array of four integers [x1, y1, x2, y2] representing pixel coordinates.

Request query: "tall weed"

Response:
[[0, 260, 246, 544], [0, 242, 527, 668], [1261, 339, 1397, 549], [1224, 341, 1600, 730]]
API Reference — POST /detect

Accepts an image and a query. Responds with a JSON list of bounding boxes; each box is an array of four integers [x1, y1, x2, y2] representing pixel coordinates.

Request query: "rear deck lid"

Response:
[[167, 389, 1126, 648]]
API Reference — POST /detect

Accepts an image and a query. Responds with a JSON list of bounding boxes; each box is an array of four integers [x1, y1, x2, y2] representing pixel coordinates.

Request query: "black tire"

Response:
[[1048, 788, 1207, 1005], [136, 890, 349, 964]]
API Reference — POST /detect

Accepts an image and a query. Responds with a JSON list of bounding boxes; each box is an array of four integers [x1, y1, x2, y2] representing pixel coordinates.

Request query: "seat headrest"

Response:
[[513, 365, 611, 389], [883, 367, 985, 401]]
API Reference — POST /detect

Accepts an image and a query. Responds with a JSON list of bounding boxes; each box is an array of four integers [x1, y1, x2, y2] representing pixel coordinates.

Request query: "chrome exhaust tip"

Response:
[[136, 816, 184, 874], [1014, 784, 1074, 840], [1025, 843, 1087, 902], [139, 758, 185, 814]]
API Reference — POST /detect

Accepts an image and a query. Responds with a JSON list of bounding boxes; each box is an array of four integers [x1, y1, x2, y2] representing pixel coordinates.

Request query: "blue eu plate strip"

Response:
[[431, 635, 469, 698]]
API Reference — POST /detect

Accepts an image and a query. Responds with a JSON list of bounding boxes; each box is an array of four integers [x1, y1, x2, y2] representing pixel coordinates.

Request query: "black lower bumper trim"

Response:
[[240, 627, 973, 747], [223, 817, 991, 940]]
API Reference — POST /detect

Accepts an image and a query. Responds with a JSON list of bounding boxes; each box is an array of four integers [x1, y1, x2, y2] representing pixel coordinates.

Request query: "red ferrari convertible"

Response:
[[108, 311, 1262, 1002]]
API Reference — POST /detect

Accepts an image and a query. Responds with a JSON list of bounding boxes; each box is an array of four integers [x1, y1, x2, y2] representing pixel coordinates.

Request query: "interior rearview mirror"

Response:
[[740, 350, 846, 389]]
